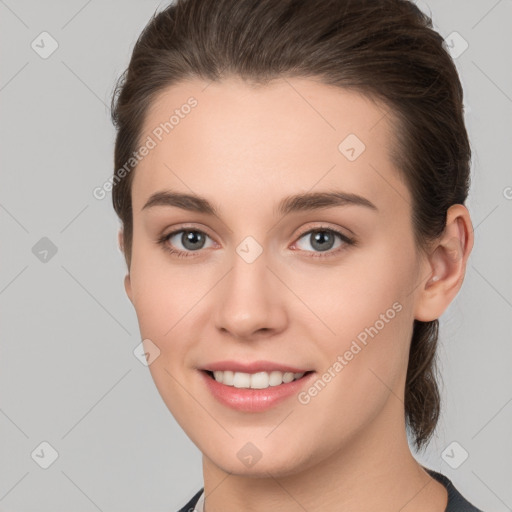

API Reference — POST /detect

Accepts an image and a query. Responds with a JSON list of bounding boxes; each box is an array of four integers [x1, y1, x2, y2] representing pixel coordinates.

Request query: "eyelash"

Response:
[[156, 225, 357, 260]]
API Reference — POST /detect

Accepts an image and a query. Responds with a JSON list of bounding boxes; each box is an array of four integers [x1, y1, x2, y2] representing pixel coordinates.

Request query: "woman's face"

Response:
[[124, 77, 429, 476]]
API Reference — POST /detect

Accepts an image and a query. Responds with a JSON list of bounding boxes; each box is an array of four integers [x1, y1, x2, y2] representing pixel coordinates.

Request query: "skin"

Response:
[[120, 76, 473, 512]]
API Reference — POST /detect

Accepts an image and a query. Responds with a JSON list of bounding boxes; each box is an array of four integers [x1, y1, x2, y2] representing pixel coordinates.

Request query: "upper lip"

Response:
[[201, 360, 312, 374]]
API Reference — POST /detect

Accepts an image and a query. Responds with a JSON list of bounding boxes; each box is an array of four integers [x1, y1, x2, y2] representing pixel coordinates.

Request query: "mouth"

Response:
[[199, 367, 317, 412], [202, 369, 315, 390]]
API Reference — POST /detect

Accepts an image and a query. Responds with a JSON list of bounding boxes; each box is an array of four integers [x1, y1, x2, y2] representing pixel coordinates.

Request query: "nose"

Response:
[[213, 248, 288, 341]]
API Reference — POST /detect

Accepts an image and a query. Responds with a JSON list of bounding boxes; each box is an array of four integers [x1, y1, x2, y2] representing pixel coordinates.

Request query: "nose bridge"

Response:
[[213, 238, 287, 337]]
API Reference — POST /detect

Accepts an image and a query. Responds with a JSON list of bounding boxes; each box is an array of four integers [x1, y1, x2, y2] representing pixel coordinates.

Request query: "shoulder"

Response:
[[425, 468, 485, 512], [176, 488, 203, 512]]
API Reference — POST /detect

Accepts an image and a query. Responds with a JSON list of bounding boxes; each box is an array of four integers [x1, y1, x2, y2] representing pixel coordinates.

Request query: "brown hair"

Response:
[[111, 0, 471, 451]]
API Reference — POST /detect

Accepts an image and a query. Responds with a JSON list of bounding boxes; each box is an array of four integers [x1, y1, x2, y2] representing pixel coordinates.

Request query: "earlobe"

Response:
[[118, 229, 133, 304], [414, 204, 474, 322], [118, 229, 125, 253], [124, 273, 133, 303]]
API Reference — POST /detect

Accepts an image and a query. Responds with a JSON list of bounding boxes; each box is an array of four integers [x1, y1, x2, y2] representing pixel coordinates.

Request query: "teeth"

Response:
[[211, 370, 306, 389]]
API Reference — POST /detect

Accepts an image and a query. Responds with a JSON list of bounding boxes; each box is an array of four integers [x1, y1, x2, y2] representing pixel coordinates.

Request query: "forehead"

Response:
[[132, 76, 409, 218]]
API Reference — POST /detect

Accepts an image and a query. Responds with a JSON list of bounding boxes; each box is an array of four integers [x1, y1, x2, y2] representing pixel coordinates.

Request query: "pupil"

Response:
[[182, 230, 205, 250], [311, 231, 334, 252]]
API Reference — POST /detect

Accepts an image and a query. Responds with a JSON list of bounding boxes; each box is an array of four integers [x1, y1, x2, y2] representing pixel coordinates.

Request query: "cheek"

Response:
[[128, 260, 199, 421], [295, 298, 413, 451], [128, 257, 215, 389], [129, 250, 198, 337], [296, 247, 415, 405], [288, 248, 412, 344]]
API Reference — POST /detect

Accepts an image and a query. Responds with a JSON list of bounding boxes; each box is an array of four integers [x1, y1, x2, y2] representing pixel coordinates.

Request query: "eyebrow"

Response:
[[141, 189, 378, 216]]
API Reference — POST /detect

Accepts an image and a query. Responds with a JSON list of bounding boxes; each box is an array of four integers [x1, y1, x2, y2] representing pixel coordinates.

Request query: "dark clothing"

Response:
[[177, 467, 484, 511], [426, 468, 484, 512], [177, 488, 203, 512]]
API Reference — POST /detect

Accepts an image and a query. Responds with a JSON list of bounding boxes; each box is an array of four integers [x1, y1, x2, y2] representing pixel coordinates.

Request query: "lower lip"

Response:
[[199, 370, 315, 412]]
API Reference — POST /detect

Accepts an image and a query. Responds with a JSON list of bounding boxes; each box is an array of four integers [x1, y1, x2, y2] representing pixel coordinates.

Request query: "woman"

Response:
[[110, 0, 483, 510]]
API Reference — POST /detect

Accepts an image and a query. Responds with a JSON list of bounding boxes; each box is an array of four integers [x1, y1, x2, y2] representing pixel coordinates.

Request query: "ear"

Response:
[[118, 229, 125, 254], [118, 229, 134, 304], [414, 204, 474, 322], [124, 273, 133, 304]]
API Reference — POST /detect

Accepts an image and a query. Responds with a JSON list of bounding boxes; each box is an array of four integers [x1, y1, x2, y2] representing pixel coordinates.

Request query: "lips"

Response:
[[199, 367, 316, 412], [197, 359, 316, 412]]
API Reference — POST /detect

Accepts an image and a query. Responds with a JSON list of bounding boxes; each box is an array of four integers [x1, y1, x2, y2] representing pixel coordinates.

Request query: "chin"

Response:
[[204, 445, 315, 479]]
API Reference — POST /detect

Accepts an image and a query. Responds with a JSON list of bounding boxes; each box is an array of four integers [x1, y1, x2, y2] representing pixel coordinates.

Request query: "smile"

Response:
[[206, 369, 312, 389], [200, 369, 316, 412]]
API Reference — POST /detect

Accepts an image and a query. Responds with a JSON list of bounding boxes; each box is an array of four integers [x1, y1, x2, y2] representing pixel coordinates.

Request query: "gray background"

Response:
[[0, 0, 511, 510]]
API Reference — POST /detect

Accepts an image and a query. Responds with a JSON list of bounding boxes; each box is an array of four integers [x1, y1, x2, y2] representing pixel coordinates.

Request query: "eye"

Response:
[[292, 227, 355, 257], [157, 225, 356, 259], [157, 228, 215, 258]]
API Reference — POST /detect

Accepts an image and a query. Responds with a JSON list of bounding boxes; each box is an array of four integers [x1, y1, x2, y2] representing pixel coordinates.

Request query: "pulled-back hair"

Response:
[[110, 0, 471, 451]]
